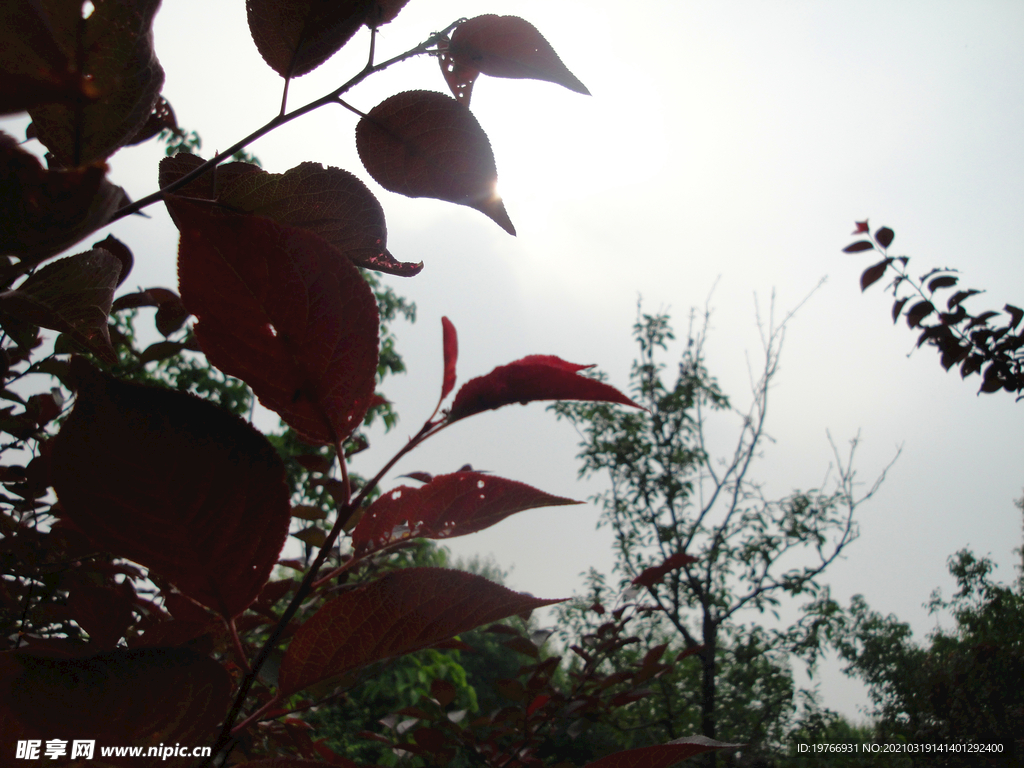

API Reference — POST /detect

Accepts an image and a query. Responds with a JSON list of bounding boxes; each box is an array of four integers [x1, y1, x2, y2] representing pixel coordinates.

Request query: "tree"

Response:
[[793, 495, 1024, 765], [552, 301, 898, 763], [0, 3, 739, 766], [843, 221, 1024, 399]]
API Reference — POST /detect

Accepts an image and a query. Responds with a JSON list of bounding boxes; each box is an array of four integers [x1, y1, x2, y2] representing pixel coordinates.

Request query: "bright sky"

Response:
[[5, 0, 1023, 724]]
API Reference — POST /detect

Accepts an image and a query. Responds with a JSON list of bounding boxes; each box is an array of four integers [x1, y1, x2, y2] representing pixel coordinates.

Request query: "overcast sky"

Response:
[[6, 0, 1023, 723]]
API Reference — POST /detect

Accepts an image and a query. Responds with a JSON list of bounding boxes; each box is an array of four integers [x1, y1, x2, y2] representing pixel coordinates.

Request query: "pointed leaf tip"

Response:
[[875, 226, 895, 248], [355, 90, 515, 234], [441, 316, 459, 402], [448, 355, 642, 422]]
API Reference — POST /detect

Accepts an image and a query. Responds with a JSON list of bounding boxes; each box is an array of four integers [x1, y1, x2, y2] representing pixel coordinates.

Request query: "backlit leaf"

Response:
[[50, 358, 291, 618], [351, 471, 581, 555], [366, 0, 410, 27], [583, 736, 740, 768], [124, 95, 178, 147], [27, 0, 164, 166], [246, 0, 370, 79], [448, 355, 641, 423], [874, 226, 894, 248], [0, 647, 230, 765], [356, 90, 515, 235], [842, 241, 874, 253], [0, 133, 127, 265], [441, 316, 458, 402], [859, 258, 891, 292], [438, 39, 479, 105], [1005, 304, 1023, 331], [892, 297, 910, 324], [927, 275, 958, 292], [169, 200, 380, 445], [632, 552, 699, 589], [277, 568, 565, 695], [0, 248, 120, 362], [92, 235, 134, 287], [852, 221, 869, 234], [449, 16, 590, 96]]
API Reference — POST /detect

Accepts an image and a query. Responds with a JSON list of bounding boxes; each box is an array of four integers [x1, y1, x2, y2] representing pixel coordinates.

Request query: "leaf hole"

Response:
[[477, 480, 485, 489], [391, 490, 402, 500], [266, 323, 278, 337]]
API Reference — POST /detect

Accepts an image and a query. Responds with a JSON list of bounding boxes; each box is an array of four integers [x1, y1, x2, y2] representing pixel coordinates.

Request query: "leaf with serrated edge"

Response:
[[582, 736, 741, 768], [450, 16, 589, 96], [0, 249, 120, 363], [170, 200, 379, 445], [351, 471, 581, 555], [448, 355, 641, 423], [277, 568, 564, 696], [27, 0, 163, 166], [246, 0, 370, 79], [356, 91, 515, 235], [50, 358, 291, 618]]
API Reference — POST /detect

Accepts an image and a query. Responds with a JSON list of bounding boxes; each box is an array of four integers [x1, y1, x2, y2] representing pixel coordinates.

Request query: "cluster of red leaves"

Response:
[[846, 222, 1024, 398], [0, 1, 736, 765]]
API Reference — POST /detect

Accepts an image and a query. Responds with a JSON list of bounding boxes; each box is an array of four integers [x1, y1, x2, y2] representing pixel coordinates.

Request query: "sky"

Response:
[[5, 0, 1024, 724]]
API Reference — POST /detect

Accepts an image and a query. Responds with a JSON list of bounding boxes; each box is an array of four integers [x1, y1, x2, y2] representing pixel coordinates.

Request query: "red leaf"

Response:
[[438, 38, 479, 105], [632, 552, 698, 589], [927, 275, 958, 292], [352, 471, 580, 555], [441, 316, 459, 402], [448, 355, 641, 423], [449, 16, 589, 97], [842, 241, 874, 253], [246, 0, 368, 79], [431, 679, 458, 706], [170, 200, 380, 445], [366, 0, 411, 28], [852, 220, 869, 234], [874, 226, 894, 248], [0, 248, 121, 363], [50, 358, 291, 618], [0, 647, 230, 760], [93, 234, 134, 288], [526, 694, 551, 717], [356, 90, 515, 235], [0, 133, 127, 265], [859, 258, 891, 292], [27, 0, 164, 166], [277, 568, 565, 695], [583, 736, 740, 768]]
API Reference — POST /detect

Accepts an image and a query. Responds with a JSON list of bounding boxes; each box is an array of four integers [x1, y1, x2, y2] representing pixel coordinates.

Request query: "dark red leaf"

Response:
[[365, 0, 411, 28], [0, 647, 230, 762], [526, 694, 551, 717], [27, 0, 164, 166], [449, 16, 589, 96], [859, 258, 891, 292], [874, 227, 894, 248], [169, 200, 379, 445], [632, 552, 699, 589], [0, 249, 120, 363], [842, 241, 874, 253], [50, 358, 291, 618], [246, 0, 370, 79], [851, 221, 869, 234], [277, 568, 565, 695], [124, 95, 178, 146], [906, 301, 935, 328], [65, 582, 137, 650], [448, 355, 641, 423], [583, 736, 739, 768], [967, 311, 1000, 329], [441, 316, 459, 402], [438, 38, 479, 105], [0, 133, 127, 265], [431, 679, 458, 707], [93, 234, 134, 288], [356, 90, 515, 235], [927, 275, 958, 292], [892, 297, 910, 324], [352, 471, 580, 555]]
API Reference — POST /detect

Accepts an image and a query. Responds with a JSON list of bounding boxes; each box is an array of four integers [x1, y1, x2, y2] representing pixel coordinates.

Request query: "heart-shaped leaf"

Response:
[[27, 0, 164, 166], [277, 568, 564, 696], [356, 90, 514, 234], [448, 355, 641, 423], [448, 16, 589, 97], [351, 471, 581, 555], [169, 200, 380, 445], [50, 358, 291, 618]]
